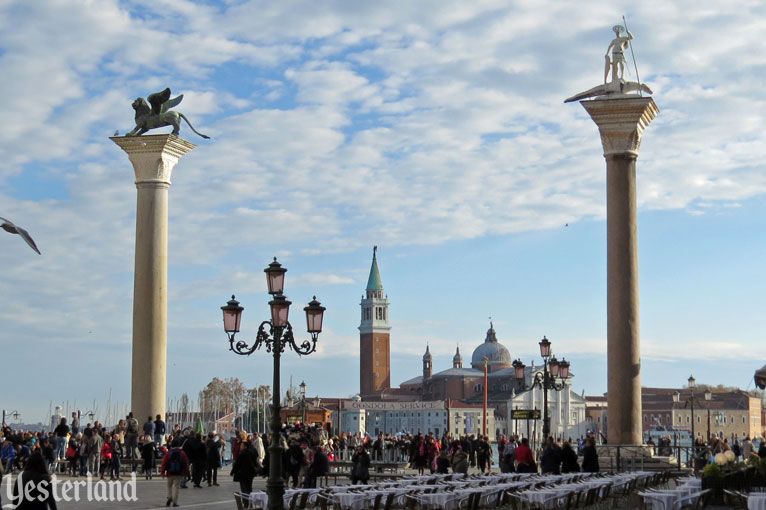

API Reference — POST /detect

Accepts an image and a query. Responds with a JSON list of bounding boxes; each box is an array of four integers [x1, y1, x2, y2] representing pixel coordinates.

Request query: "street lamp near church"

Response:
[[673, 375, 710, 443], [511, 336, 571, 439], [221, 257, 325, 510]]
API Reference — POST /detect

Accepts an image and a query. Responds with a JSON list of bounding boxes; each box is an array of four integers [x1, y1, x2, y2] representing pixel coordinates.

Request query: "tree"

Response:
[[199, 377, 247, 416]]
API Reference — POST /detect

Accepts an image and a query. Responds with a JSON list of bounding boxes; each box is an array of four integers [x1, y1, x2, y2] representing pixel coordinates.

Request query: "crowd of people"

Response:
[[1, 411, 226, 508], [1, 411, 608, 508]]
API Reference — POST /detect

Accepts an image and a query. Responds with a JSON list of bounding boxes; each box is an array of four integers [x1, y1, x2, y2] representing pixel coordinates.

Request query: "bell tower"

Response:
[[359, 246, 391, 398]]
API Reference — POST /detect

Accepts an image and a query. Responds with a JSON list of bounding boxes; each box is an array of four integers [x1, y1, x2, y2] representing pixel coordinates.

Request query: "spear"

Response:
[[623, 15, 642, 96]]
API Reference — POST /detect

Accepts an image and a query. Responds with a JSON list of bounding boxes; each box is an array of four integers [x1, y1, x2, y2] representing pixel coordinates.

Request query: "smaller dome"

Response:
[[422, 344, 432, 361], [453, 346, 462, 362]]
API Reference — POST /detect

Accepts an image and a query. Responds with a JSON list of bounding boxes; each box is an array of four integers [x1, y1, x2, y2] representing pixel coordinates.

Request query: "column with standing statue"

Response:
[[566, 26, 659, 446]]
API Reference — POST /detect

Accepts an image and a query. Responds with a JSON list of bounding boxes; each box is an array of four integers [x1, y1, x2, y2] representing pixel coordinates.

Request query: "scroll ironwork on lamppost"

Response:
[[220, 257, 325, 510], [511, 335, 571, 439]]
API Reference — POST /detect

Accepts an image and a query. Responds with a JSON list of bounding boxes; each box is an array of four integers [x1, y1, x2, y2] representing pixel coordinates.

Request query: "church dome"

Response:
[[471, 323, 511, 371]]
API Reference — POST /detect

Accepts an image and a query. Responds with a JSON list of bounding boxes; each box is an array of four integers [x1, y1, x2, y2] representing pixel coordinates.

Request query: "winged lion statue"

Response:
[[125, 88, 210, 139]]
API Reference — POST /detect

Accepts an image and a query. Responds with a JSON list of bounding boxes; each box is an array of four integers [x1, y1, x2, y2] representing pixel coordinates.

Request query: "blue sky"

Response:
[[1, 0, 765, 424]]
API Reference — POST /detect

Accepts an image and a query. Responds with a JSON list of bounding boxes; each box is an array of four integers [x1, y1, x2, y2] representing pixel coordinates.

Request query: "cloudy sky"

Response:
[[1, 0, 765, 424]]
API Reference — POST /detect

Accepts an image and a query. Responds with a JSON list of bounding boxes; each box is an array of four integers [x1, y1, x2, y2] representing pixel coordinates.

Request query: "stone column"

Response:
[[581, 97, 659, 445], [111, 134, 196, 422]]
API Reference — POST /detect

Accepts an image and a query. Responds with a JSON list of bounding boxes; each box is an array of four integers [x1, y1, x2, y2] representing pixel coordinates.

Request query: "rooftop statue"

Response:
[[125, 88, 210, 139], [564, 25, 653, 103]]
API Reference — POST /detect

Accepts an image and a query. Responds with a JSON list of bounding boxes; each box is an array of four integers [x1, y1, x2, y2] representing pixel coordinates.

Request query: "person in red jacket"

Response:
[[161, 444, 190, 508], [514, 437, 536, 473]]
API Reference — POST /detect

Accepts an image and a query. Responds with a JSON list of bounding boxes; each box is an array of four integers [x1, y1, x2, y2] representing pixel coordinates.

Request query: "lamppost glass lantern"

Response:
[[688, 375, 696, 389], [304, 296, 326, 333], [549, 356, 560, 377], [704, 389, 712, 401], [512, 359, 525, 380], [559, 359, 570, 380], [221, 295, 244, 334], [264, 257, 287, 295], [269, 294, 291, 327], [300, 381, 306, 398], [539, 336, 552, 358]]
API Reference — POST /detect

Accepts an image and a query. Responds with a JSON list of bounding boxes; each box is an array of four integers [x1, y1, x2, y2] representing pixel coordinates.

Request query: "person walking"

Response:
[[231, 439, 259, 508], [141, 435, 158, 480], [70, 412, 80, 436], [476, 436, 492, 474], [99, 434, 112, 480], [205, 433, 222, 486], [53, 418, 70, 474], [161, 442, 190, 508], [154, 415, 166, 447], [143, 417, 156, 445], [87, 431, 103, 476], [306, 445, 329, 488], [125, 413, 139, 463], [350, 445, 370, 485], [514, 438, 535, 473], [560, 441, 580, 473], [581, 437, 600, 473], [110, 433, 123, 480], [189, 433, 207, 488], [11, 450, 57, 510], [540, 437, 561, 475]]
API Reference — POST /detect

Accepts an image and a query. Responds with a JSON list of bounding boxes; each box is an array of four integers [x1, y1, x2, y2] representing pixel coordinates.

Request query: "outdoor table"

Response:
[[748, 493, 766, 510], [638, 490, 689, 510], [332, 491, 377, 510], [413, 491, 462, 510], [521, 489, 573, 509]]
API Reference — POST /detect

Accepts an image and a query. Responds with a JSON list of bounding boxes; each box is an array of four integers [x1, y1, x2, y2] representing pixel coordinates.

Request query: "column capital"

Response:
[[581, 97, 659, 157], [111, 134, 196, 187]]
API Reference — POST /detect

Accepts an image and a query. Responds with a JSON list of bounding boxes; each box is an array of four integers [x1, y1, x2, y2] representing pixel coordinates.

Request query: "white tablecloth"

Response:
[[639, 490, 691, 510], [748, 493, 766, 510], [522, 489, 575, 509], [415, 492, 461, 510], [332, 492, 376, 510]]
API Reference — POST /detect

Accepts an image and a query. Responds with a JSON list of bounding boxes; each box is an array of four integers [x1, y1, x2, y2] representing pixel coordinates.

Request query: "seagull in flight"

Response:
[[1, 217, 41, 254]]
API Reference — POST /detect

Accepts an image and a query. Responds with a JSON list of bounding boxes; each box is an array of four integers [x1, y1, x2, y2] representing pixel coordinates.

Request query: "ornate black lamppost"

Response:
[[673, 375, 711, 442], [511, 336, 571, 439], [221, 257, 325, 510]]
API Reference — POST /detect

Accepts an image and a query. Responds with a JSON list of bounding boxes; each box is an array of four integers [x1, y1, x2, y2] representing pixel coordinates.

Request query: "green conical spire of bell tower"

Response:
[[366, 245, 383, 290]]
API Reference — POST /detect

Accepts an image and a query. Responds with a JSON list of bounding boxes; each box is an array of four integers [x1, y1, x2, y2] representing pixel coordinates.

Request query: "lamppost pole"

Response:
[[542, 357, 550, 438], [221, 257, 325, 510], [689, 376, 695, 444]]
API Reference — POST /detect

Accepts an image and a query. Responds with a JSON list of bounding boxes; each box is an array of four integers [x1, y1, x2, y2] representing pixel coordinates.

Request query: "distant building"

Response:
[[586, 388, 763, 443]]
